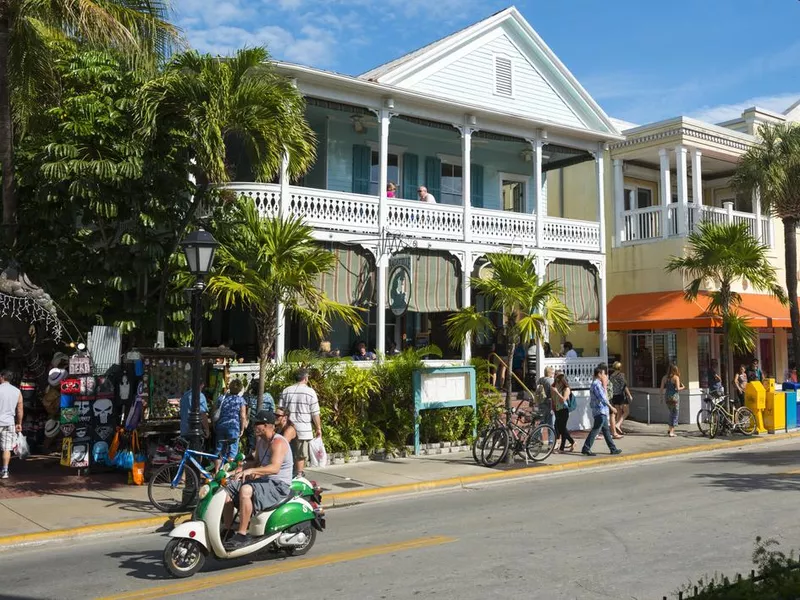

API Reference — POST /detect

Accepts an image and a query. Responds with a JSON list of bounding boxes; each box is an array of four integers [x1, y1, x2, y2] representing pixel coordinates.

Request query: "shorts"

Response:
[[611, 394, 628, 406], [292, 438, 311, 461], [215, 431, 239, 461], [0, 426, 14, 451], [226, 477, 291, 513]]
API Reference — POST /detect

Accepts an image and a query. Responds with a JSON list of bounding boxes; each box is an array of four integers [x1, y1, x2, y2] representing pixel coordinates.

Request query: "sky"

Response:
[[171, 0, 800, 126]]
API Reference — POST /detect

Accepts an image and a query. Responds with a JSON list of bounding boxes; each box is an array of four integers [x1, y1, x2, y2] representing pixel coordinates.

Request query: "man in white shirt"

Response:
[[418, 186, 437, 203], [0, 369, 23, 479], [563, 342, 578, 359], [279, 369, 321, 476]]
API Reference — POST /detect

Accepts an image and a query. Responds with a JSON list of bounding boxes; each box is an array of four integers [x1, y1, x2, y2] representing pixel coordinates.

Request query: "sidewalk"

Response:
[[0, 422, 796, 545]]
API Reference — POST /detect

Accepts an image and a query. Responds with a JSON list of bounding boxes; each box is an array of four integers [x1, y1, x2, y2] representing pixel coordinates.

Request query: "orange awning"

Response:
[[589, 291, 797, 331]]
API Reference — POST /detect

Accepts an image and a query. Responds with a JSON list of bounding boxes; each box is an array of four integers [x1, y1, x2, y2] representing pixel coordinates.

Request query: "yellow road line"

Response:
[[97, 535, 456, 600], [776, 467, 800, 476]]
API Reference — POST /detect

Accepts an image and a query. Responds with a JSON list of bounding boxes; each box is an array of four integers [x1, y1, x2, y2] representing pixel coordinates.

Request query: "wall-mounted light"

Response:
[[468, 114, 477, 126], [385, 98, 395, 109], [351, 115, 366, 134]]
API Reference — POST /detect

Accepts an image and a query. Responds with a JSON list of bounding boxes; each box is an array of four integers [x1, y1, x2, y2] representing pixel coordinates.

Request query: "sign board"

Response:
[[412, 367, 477, 455], [388, 264, 411, 317]]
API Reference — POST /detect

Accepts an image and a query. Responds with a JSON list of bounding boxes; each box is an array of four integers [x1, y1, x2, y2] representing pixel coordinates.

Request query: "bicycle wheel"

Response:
[[471, 426, 491, 465], [708, 410, 720, 439], [148, 462, 200, 513], [734, 407, 757, 436], [526, 424, 556, 462], [481, 427, 510, 468], [696, 408, 713, 437]]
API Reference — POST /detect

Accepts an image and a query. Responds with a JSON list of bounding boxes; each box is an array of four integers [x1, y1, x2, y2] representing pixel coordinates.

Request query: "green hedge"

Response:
[[260, 349, 502, 455]]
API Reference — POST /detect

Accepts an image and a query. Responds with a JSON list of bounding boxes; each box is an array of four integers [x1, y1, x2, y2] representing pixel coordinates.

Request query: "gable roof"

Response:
[[358, 6, 619, 136]]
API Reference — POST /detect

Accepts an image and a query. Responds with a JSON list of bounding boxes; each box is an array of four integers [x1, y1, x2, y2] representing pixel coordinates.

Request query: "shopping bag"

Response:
[[13, 433, 30, 459], [108, 428, 121, 460], [308, 437, 328, 468], [131, 432, 146, 485]]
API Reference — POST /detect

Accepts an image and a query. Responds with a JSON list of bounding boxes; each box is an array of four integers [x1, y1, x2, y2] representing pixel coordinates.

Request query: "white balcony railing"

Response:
[[543, 357, 600, 389], [230, 183, 602, 252], [621, 203, 772, 246]]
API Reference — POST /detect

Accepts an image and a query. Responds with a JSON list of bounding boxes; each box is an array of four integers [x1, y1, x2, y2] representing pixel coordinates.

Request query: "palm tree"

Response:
[[445, 252, 573, 422], [732, 122, 800, 371], [206, 198, 364, 408], [666, 220, 787, 388], [0, 0, 177, 241], [138, 46, 317, 334]]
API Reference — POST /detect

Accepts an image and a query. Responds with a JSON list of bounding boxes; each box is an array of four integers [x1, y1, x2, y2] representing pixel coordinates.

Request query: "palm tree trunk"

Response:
[[254, 310, 276, 411], [0, 6, 16, 246], [784, 218, 800, 370], [505, 343, 515, 464]]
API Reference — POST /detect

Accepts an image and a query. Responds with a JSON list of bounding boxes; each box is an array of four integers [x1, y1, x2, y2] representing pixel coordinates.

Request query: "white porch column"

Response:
[[658, 148, 671, 238], [275, 303, 286, 363], [461, 121, 473, 242], [753, 187, 763, 244], [378, 108, 391, 234], [675, 145, 689, 235], [613, 159, 625, 245], [532, 135, 545, 248], [535, 254, 547, 379], [594, 258, 608, 366], [595, 143, 607, 252], [691, 149, 703, 208], [279, 151, 290, 217], [461, 250, 472, 362], [376, 255, 388, 356]]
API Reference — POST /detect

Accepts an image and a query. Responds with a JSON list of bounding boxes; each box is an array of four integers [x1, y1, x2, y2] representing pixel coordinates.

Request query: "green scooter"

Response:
[[163, 454, 326, 578]]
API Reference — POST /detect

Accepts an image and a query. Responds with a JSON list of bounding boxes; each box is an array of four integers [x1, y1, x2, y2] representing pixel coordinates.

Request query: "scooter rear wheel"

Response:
[[163, 538, 206, 578], [283, 523, 316, 557]]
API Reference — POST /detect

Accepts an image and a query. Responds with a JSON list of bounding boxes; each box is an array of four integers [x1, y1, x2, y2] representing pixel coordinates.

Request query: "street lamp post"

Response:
[[180, 229, 219, 450]]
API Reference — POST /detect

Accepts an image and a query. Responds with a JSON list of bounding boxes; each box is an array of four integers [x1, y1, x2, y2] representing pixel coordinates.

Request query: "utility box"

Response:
[[764, 378, 786, 433], [745, 381, 766, 434], [783, 382, 800, 430]]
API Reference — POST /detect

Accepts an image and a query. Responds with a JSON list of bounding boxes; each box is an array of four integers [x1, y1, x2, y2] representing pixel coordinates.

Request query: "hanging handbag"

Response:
[[567, 392, 577, 412], [69, 354, 92, 375], [131, 431, 146, 485], [108, 427, 122, 461], [212, 395, 228, 423]]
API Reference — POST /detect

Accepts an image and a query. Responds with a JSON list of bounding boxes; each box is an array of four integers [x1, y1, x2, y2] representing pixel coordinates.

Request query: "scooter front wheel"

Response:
[[283, 523, 317, 557], [163, 538, 206, 578]]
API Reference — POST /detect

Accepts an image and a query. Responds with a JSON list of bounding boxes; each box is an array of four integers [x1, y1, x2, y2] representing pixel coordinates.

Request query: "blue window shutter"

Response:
[[352, 145, 371, 194], [424, 156, 441, 199], [402, 153, 419, 199], [471, 164, 484, 208]]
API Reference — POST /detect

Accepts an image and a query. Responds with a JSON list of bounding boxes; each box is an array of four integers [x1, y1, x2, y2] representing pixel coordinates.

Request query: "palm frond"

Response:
[[725, 311, 758, 354], [445, 307, 494, 350]]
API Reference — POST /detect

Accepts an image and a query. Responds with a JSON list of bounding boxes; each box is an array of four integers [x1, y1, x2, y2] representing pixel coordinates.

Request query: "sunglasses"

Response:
[[275, 413, 286, 418]]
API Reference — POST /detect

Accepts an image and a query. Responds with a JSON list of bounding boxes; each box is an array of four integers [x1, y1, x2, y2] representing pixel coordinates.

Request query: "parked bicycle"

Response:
[[697, 395, 757, 438], [479, 404, 556, 467], [147, 437, 236, 513]]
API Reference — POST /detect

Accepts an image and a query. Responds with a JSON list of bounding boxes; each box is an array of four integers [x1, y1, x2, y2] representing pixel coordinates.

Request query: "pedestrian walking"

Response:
[[213, 379, 248, 469], [609, 361, 632, 436], [551, 373, 575, 453], [660, 365, 685, 437], [582, 365, 621, 456], [0, 369, 22, 479], [279, 369, 322, 477]]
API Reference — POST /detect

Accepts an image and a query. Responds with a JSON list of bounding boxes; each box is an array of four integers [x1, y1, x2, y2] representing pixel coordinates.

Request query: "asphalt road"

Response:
[[3, 439, 800, 600]]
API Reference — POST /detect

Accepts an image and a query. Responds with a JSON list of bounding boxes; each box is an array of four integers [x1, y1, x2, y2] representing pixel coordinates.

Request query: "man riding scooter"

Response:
[[223, 410, 293, 550]]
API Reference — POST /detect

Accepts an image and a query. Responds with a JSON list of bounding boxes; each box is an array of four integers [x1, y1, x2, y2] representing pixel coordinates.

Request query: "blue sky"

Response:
[[172, 0, 800, 125]]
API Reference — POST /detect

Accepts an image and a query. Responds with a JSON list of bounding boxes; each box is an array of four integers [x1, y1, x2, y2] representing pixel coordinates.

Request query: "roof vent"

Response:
[[495, 56, 513, 96]]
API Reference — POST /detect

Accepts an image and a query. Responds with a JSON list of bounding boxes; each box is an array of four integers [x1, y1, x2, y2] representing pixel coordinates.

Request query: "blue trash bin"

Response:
[[783, 382, 800, 430]]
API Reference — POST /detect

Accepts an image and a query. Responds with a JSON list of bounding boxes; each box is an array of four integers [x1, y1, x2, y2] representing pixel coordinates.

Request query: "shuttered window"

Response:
[[494, 55, 513, 96]]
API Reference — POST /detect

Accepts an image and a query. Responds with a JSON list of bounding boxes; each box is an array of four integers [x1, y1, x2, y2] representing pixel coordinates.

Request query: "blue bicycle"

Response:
[[147, 437, 236, 513]]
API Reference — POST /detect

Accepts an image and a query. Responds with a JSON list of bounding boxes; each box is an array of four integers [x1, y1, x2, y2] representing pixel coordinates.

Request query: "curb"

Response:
[[322, 431, 800, 506], [1, 431, 797, 549]]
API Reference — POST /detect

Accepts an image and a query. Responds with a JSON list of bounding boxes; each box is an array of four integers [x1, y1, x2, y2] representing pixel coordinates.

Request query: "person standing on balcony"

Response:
[[563, 342, 578, 359], [581, 364, 621, 457], [418, 186, 437, 203], [387, 182, 397, 198]]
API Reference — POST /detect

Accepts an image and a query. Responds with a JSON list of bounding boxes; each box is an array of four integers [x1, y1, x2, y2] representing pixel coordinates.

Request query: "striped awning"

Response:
[[388, 251, 460, 313], [545, 259, 599, 323], [318, 245, 374, 306]]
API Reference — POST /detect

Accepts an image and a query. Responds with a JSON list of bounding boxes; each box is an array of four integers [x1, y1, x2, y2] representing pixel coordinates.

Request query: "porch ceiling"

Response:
[[622, 150, 739, 180]]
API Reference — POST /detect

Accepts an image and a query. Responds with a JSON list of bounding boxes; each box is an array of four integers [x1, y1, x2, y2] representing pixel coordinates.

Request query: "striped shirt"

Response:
[[279, 383, 320, 440]]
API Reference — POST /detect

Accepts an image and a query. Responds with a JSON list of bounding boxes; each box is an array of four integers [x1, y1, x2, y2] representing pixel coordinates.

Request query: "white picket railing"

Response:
[[542, 357, 601, 389], [622, 205, 664, 241], [230, 183, 602, 252]]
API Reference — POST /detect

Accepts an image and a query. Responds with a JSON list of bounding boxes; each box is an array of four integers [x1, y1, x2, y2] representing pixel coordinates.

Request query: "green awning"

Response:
[[318, 245, 374, 306], [546, 259, 599, 323], [388, 251, 460, 313]]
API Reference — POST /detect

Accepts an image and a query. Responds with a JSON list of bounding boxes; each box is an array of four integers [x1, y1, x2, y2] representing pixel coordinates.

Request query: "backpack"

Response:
[[567, 392, 577, 412]]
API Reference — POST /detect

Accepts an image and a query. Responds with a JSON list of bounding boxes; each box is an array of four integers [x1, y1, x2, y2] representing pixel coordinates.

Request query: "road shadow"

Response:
[[108, 545, 294, 580], [694, 446, 800, 468], [694, 471, 800, 493]]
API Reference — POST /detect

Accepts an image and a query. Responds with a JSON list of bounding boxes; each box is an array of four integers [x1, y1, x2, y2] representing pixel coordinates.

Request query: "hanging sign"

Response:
[[388, 265, 411, 317]]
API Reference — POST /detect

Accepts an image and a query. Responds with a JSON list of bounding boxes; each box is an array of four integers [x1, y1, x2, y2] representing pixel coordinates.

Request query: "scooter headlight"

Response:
[[198, 484, 211, 500]]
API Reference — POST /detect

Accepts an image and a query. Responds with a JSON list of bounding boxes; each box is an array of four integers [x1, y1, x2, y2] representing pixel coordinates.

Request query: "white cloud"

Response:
[[690, 93, 800, 124]]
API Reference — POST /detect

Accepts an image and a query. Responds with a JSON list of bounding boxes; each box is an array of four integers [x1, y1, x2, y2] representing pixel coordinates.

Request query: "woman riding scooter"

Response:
[[223, 410, 293, 550]]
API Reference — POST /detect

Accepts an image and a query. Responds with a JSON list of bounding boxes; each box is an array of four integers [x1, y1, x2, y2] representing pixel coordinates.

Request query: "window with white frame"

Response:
[[623, 186, 654, 210], [369, 151, 400, 196], [628, 331, 678, 387], [494, 55, 513, 96], [440, 162, 463, 205]]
